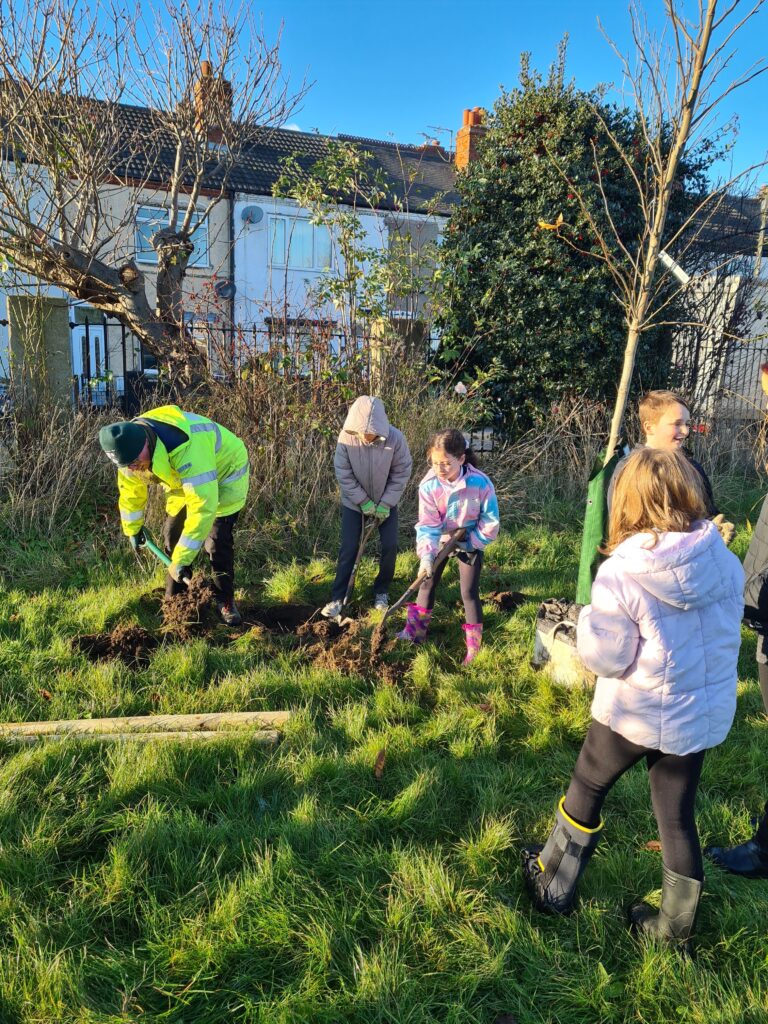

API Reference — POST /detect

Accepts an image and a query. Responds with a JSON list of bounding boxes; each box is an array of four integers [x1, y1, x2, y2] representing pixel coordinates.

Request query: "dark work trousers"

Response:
[[754, 633, 768, 714], [164, 509, 239, 602], [416, 550, 484, 625], [563, 719, 706, 880], [331, 505, 399, 602]]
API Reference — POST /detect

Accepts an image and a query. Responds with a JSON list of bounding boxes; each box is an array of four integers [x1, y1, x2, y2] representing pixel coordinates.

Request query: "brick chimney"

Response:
[[455, 107, 487, 171], [194, 60, 233, 140]]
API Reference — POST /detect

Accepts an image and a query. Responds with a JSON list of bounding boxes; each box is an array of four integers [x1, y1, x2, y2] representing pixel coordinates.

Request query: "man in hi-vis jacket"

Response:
[[99, 405, 249, 626]]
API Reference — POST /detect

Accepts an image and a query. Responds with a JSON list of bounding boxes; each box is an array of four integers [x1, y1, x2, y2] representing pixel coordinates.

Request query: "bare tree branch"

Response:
[[552, 0, 766, 456], [0, 0, 308, 380]]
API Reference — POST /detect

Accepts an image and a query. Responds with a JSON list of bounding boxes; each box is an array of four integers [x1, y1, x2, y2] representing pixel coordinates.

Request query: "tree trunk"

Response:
[[605, 0, 717, 452]]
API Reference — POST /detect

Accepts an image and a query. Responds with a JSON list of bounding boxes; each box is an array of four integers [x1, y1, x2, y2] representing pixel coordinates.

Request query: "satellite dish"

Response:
[[241, 205, 264, 225], [215, 280, 236, 300]]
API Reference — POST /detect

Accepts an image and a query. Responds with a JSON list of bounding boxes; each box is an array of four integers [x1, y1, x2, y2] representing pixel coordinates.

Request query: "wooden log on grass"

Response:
[[3, 730, 280, 746], [0, 710, 290, 741]]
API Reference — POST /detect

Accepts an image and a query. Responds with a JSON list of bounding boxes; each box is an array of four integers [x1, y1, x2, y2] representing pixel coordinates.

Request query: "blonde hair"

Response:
[[638, 390, 688, 431], [605, 448, 707, 553]]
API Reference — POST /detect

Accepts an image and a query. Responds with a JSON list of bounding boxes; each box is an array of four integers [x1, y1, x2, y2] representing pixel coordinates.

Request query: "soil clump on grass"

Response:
[[307, 619, 406, 686], [161, 577, 217, 638], [296, 617, 348, 641], [487, 590, 531, 612], [75, 624, 158, 667]]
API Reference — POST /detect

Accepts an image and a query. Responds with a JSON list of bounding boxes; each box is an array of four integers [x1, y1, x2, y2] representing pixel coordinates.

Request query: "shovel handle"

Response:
[[382, 527, 467, 625], [143, 535, 171, 567], [140, 531, 191, 588], [341, 517, 378, 609]]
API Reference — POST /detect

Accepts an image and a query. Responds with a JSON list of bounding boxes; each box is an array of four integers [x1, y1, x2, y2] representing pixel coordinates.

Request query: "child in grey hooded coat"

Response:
[[322, 396, 412, 617]]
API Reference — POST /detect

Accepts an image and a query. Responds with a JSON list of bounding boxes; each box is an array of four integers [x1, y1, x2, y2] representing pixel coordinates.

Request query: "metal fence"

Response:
[[70, 316, 157, 414], [717, 338, 768, 419], [70, 316, 439, 415], [68, 316, 768, 446]]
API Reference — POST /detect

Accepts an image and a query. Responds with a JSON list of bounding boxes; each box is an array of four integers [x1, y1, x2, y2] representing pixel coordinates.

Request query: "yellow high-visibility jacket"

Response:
[[117, 405, 249, 569]]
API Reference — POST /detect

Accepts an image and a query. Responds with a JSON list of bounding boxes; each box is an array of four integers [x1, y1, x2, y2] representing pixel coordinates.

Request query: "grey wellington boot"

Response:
[[521, 797, 603, 915], [629, 865, 702, 945]]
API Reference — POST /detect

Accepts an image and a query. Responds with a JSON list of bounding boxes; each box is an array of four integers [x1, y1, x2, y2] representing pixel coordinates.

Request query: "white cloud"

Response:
[[283, 123, 302, 132]]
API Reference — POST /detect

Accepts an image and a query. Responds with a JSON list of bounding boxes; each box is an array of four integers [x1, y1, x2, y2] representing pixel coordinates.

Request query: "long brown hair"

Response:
[[605, 448, 707, 553]]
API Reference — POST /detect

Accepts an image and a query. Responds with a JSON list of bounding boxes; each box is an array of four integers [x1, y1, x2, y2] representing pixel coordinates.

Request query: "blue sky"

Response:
[[258, 0, 767, 186]]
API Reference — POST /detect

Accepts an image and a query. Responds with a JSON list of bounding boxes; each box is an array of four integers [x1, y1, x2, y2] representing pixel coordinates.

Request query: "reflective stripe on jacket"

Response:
[[117, 405, 249, 568]]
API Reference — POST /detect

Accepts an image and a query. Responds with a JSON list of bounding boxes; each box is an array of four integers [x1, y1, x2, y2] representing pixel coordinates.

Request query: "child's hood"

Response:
[[609, 520, 739, 610], [342, 396, 390, 438]]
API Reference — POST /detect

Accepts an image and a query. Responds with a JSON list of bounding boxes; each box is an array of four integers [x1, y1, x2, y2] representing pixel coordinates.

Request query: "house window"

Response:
[[185, 210, 209, 268], [139, 343, 158, 373], [268, 216, 332, 271], [135, 206, 166, 264], [135, 206, 210, 267]]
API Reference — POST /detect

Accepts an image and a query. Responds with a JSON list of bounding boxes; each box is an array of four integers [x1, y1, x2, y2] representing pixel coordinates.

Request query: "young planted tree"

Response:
[[435, 44, 706, 434], [518, 0, 765, 602], [533, 0, 766, 601], [543, 0, 766, 460], [0, 0, 304, 379]]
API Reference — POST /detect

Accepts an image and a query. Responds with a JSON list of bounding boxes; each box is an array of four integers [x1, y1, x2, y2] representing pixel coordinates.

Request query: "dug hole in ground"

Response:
[[73, 573, 412, 687]]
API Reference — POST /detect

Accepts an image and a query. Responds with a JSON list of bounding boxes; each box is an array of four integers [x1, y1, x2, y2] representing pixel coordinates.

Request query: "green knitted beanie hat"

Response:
[[98, 422, 146, 467]]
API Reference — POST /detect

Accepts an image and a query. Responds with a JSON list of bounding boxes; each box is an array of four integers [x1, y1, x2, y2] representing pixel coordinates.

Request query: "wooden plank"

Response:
[[0, 710, 290, 738], [0, 730, 280, 746]]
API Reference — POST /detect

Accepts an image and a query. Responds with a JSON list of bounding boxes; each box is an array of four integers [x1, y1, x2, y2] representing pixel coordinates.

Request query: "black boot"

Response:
[[521, 797, 603, 915], [629, 865, 701, 946], [705, 810, 768, 878]]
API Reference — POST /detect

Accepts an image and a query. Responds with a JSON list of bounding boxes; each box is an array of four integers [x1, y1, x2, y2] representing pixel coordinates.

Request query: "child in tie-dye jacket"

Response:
[[397, 429, 500, 664]]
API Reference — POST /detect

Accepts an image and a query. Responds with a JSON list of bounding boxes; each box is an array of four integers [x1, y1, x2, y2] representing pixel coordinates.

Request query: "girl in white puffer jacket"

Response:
[[522, 448, 744, 947]]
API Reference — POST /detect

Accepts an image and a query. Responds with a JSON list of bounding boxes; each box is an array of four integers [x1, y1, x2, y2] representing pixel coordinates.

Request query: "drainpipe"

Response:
[[229, 187, 237, 369], [754, 185, 768, 279]]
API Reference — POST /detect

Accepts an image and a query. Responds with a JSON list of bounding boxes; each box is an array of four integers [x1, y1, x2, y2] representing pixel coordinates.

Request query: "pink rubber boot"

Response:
[[462, 623, 483, 665], [396, 603, 432, 644]]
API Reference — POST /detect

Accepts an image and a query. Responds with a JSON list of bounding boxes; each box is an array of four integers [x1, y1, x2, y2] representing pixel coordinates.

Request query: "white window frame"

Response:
[[268, 215, 332, 272], [135, 205, 210, 268]]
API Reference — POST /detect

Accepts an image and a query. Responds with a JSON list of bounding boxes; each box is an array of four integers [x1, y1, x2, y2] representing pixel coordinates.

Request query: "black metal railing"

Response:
[[70, 315, 438, 414]]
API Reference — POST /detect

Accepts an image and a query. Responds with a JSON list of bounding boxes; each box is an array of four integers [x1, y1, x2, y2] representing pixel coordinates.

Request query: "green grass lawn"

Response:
[[1, 518, 767, 1024]]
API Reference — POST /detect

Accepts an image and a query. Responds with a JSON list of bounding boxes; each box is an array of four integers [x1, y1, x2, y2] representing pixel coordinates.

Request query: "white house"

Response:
[[224, 127, 458, 369]]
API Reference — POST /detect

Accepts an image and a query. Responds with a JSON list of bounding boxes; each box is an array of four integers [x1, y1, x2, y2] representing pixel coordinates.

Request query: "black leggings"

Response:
[[563, 719, 706, 880], [416, 551, 483, 624]]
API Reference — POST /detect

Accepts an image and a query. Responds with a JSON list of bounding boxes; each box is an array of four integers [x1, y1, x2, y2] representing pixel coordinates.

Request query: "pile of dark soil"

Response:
[[487, 591, 531, 612], [370, 620, 387, 663], [296, 617, 346, 641], [311, 620, 405, 686], [75, 588, 407, 684], [161, 577, 217, 638], [75, 624, 158, 667]]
